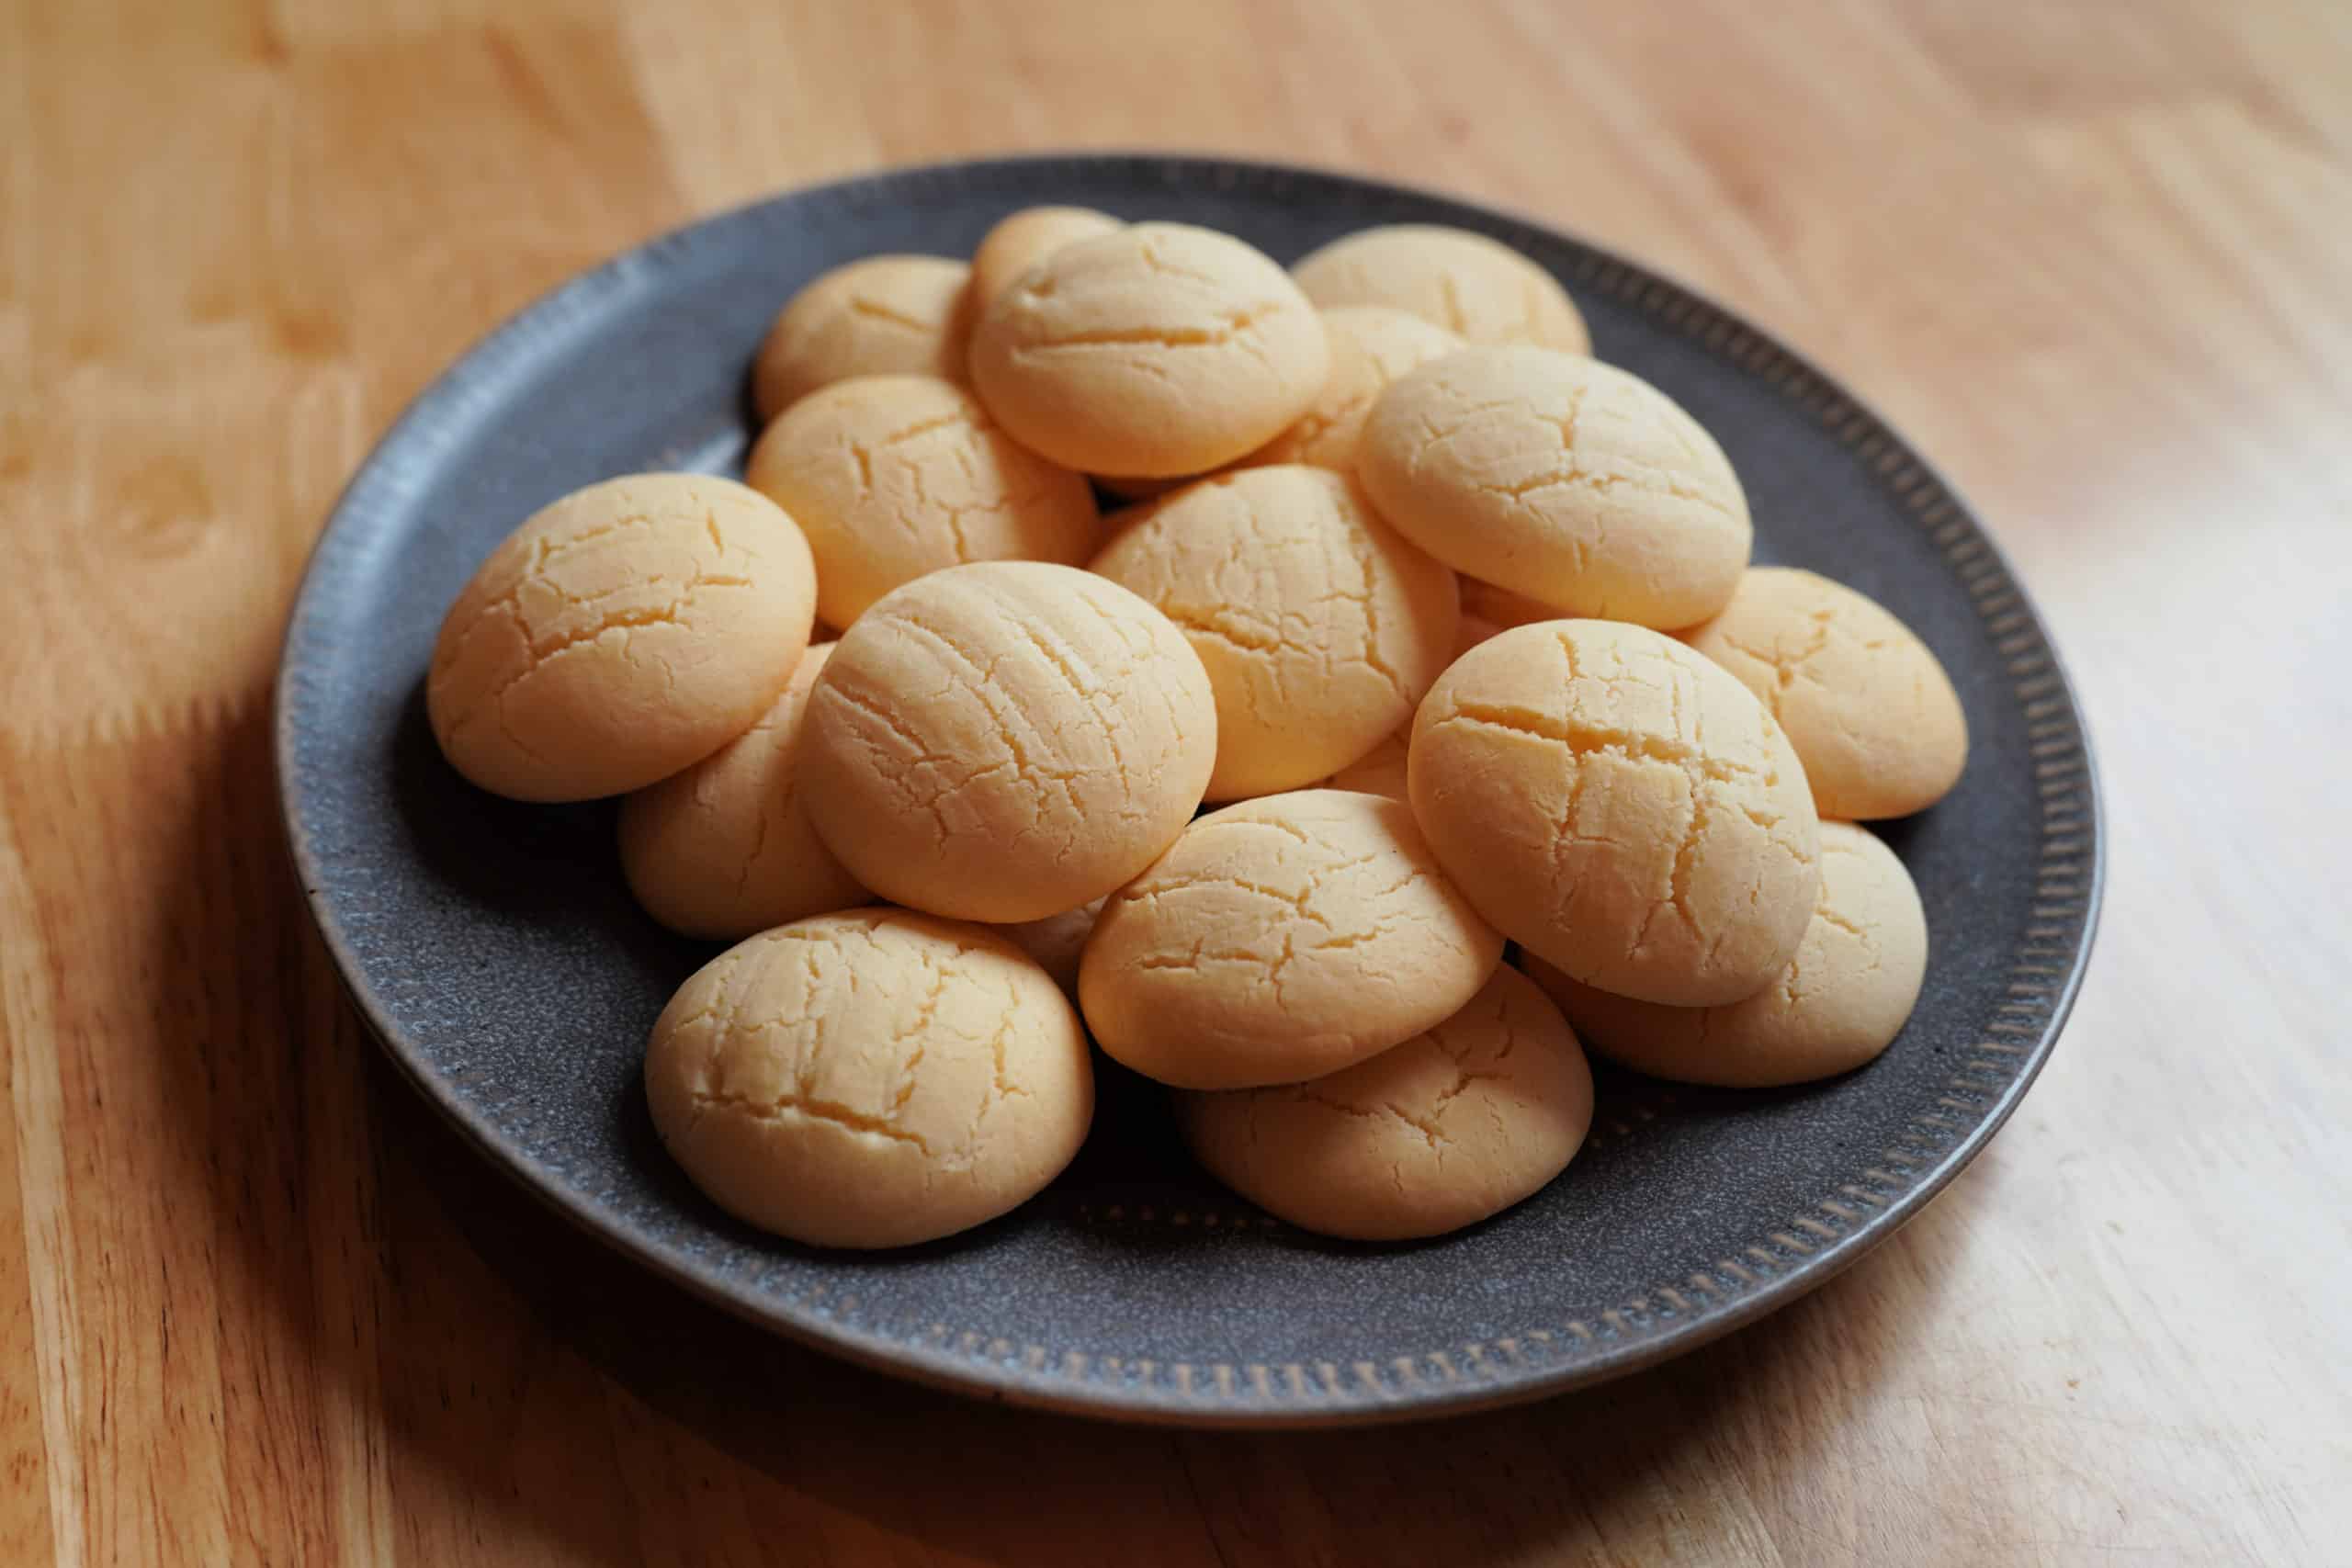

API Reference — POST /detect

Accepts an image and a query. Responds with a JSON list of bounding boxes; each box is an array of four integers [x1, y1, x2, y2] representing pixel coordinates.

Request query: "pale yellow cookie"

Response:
[[428, 474, 816, 803], [1683, 568, 1968, 819], [967, 222, 1328, 478], [616, 643, 868, 940], [1089, 467, 1460, 800], [1524, 822, 1927, 1087], [1079, 789, 1504, 1089], [997, 896, 1106, 997], [1241, 307, 1464, 471], [801, 561, 1216, 922], [1409, 620, 1820, 1006], [1360, 347, 1752, 628], [644, 909, 1092, 1248], [744, 374, 1099, 628], [1179, 964, 1594, 1240], [1290, 225, 1590, 353], [971, 206, 1124, 308], [752, 255, 975, 422]]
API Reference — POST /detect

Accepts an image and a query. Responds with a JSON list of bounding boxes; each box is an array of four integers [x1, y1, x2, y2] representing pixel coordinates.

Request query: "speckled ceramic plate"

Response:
[[276, 154, 2102, 1427]]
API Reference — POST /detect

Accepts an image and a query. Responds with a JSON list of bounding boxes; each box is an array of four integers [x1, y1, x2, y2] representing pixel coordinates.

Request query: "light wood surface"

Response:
[[5, 1, 2349, 1562]]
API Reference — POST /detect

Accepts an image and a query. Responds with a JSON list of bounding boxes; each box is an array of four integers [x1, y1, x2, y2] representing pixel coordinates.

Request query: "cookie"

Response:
[[801, 561, 1216, 922], [427, 473, 816, 802], [1683, 568, 1968, 819], [971, 205, 1124, 307], [1089, 466, 1459, 799], [644, 909, 1092, 1248], [967, 222, 1328, 478], [1078, 789, 1504, 1089], [1290, 224, 1589, 353], [752, 255, 975, 421], [1359, 347, 1751, 628], [1524, 822, 1927, 1086], [616, 642, 867, 940], [1409, 620, 1820, 1006], [1179, 964, 1594, 1240], [1241, 306, 1463, 471], [744, 374, 1098, 628]]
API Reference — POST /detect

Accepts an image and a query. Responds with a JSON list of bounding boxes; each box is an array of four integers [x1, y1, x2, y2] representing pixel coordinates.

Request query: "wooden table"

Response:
[[5, 2, 2347, 1562]]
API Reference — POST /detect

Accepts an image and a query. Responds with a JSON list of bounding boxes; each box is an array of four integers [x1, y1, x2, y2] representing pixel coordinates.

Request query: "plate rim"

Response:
[[274, 151, 2106, 1427]]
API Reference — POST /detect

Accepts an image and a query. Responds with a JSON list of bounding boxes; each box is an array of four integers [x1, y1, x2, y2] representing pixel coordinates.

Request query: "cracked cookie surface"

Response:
[[1090, 465, 1460, 800], [967, 222, 1328, 478], [426, 473, 816, 802], [616, 642, 868, 941], [1409, 619, 1820, 1007], [801, 561, 1216, 922], [752, 254, 977, 421], [643, 908, 1092, 1248], [1360, 346, 1751, 628], [1525, 822, 1925, 1086], [1289, 224, 1590, 355], [746, 374, 1099, 628], [1178, 963, 1592, 1240], [1078, 788, 1504, 1089], [1683, 567, 1969, 819]]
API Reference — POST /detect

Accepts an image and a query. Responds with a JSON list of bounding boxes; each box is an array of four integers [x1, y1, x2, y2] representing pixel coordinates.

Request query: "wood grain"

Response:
[[5, 0, 2349, 1562]]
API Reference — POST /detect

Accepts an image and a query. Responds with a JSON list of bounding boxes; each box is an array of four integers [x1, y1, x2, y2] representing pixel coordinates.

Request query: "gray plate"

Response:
[[275, 154, 2102, 1427]]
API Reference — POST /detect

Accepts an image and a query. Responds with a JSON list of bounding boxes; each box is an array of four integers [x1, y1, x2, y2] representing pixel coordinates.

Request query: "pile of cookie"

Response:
[[426, 209, 1966, 1247]]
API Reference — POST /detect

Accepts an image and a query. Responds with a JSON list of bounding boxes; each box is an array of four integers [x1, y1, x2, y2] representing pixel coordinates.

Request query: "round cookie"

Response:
[[744, 375, 1099, 628], [1079, 789, 1504, 1089], [1524, 822, 1927, 1087], [1290, 224, 1591, 354], [1179, 964, 1594, 1240], [1683, 568, 1969, 819], [1409, 620, 1820, 1007], [1241, 307, 1464, 471], [428, 473, 816, 803], [997, 896, 1105, 997], [752, 255, 975, 422], [644, 909, 1092, 1248], [616, 642, 868, 940], [801, 561, 1216, 922], [1090, 466, 1460, 800], [971, 205, 1124, 308], [1360, 347, 1752, 629], [967, 222, 1329, 478], [1325, 729, 1409, 801]]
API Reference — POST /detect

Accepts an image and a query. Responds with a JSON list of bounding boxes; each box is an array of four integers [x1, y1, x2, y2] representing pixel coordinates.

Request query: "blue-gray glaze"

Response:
[[275, 155, 2102, 1427]]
